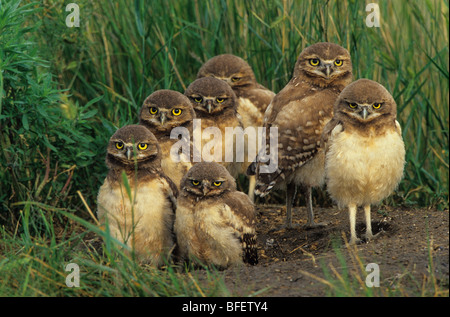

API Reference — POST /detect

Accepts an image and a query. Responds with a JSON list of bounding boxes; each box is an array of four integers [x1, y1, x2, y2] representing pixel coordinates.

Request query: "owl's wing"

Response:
[[160, 172, 178, 210], [255, 91, 335, 196], [221, 192, 258, 265], [321, 117, 343, 153], [248, 84, 297, 176]]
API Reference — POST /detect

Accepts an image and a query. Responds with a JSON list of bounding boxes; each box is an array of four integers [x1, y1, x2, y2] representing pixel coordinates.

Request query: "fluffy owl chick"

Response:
[[322, 79, 405, 244], [139, 90, 196, 188], [97, 125, 177, 266], [174, 162, 258, 269], [197, 54, 275, 128], [197, 54, 275, 202], [253, 42, 353, 229], [185, 77, 244, 179]]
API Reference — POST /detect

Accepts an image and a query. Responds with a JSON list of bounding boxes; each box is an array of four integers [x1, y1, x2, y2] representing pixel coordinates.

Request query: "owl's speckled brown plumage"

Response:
[[322, 79, 405, 244], [197, 54, 275, 202], [174, 162, 258, 269], [251, 42, 353, 228], [97, 125, 177, 266], [185, 77, 244, 178], [139, 90, 196, 188]]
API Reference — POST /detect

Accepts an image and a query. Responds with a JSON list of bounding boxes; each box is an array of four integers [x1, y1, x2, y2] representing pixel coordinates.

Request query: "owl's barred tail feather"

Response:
[[241, 233, 258, 265], [254, 166, 284, 197]]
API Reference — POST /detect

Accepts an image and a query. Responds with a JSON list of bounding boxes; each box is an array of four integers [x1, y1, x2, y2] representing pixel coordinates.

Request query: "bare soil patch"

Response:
[[211, 204, 449, 296]]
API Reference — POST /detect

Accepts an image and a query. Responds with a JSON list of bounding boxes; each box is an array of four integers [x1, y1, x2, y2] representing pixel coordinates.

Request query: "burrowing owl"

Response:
[[174, 162, 258, 269], [139, 90, 196, 188], [252, 42, 353, 228], [197, 54, 275, 128], [97, 125, 177, 266], [184, 77, 244, 179], [322, 79, 405, 244], [197, 54, 275, 201]]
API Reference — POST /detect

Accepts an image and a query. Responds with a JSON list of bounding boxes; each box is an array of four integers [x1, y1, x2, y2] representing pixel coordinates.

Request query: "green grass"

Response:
[[0, 0, 448, 297], [0, 204, 232, 296]]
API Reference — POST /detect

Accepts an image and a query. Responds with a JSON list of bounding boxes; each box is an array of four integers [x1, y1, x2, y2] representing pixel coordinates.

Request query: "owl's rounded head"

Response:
[[334, 78, 397, 124], [139, 90, 195, 135], [180, 162, 236, 198], [106, 125, 161, 169], [185, 77, 237, 116], [196, 54, 256, 89], [294, 42, 352, 87]]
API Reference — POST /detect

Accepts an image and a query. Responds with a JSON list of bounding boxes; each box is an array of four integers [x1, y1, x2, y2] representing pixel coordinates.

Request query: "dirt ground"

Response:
[[202, 204, 449, 297]]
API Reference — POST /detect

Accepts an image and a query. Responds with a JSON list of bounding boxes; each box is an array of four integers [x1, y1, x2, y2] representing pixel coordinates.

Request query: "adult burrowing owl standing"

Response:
[[139, 90, 196, 188], [174, 162, 258, 269], [197, 54, 276, 201], [185, 77, 244, 179], [97, 125, 177, 266], [252, 42, 353, 228], [322, 79, 405, 244]]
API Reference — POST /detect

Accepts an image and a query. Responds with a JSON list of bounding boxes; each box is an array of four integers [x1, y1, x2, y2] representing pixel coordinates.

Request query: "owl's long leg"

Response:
[[304, 186, 329, 229], [248, 175, 256, 202], [348, 203, 361, 245], [285, 183, 297, 228], [364, 204, 374, 240]]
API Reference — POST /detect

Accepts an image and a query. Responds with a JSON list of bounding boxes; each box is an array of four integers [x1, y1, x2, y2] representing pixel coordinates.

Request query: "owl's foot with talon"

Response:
[[362, 230, 383, 243], [304, 220, 330, 230], [349, 237, 363, 245]]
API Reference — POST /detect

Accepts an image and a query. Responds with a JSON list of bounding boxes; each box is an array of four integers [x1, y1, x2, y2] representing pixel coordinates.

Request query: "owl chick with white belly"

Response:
[[174, 162, 258, 269], [97, 125, 177, 266], [322, 79, 405, 244]]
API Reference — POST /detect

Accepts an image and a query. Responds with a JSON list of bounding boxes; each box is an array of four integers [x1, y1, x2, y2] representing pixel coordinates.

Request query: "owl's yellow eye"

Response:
[[231, 77, 240, 82], [373, 103, 382, 109], [348, 103, 358, 109], [310, 59, 320, 66], [334, 59, 343, 67], [213, 181, 222, 187], [191, 180, 200, 186], [194, 97, 203, 103], [216, 97, 225, 103], [115, 142, 124, 150], [138, 143, 148, 150], [150, 107, 158, 115], [172, 108, 182, 116]]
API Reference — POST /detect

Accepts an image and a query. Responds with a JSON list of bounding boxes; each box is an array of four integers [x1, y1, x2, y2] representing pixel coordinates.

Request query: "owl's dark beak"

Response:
[[159, 112, 167, 125], [206, 100, 213, 113]]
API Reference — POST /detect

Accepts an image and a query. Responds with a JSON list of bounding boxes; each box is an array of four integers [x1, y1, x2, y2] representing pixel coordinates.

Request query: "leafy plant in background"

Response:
[[0, 0, 106, 230]]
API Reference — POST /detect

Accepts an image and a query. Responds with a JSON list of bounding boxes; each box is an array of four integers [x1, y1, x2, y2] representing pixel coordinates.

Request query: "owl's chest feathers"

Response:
[[99, 176, 173, 228], [176, 197, 242, 265], [178, 196, 234, 237], [326, 126, 405, 205], [199, 110, 240, 130]]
